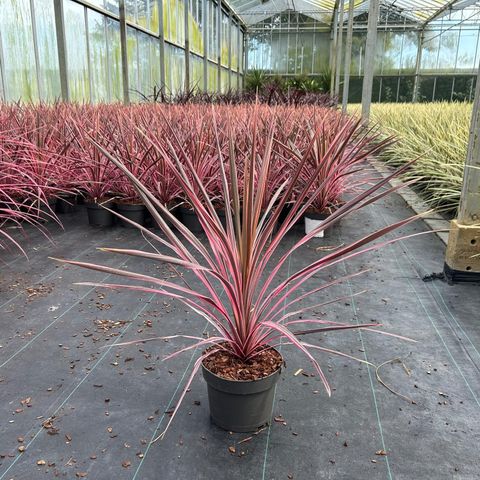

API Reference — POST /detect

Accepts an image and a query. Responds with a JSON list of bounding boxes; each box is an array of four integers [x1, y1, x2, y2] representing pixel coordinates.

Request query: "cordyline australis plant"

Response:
[[54, 107, 423, 439], [294, 114, 391, 213], [0, 136, 53, 256]]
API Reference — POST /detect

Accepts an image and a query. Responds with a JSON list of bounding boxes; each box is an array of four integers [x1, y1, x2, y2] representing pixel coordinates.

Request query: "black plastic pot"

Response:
[[202, 362, 282, 432], [86, 202, 114, 227], [37, 199, 57, 223], [116, 203, 146, 228], [179, 206, 203, 233], [56, 195, 77, 214], [279, 203, 304, 227], [149, 205, 178, 230]]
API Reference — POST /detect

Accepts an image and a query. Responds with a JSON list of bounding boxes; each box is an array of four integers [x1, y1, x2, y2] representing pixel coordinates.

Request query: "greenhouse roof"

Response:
[[229, 0, 480, 25]]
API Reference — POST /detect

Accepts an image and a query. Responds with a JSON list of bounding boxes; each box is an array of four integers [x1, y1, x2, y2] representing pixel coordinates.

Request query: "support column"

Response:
[[341, 0, 354, 112], [203, 0, 208, 91], [157, 0, 166, 92], [217, 4, 221, 92], [119, 0, 130, 104], [53, 0, 69, 101], [360, 0, 380, 122], [228, 13, 232, 91], [329, 5, 339, 94], [412, 30, 424, 102], [444, 58, 480, 283], [184, 0, 190, 91], [334, 0, 345, 97], [243, 29, 247, 89]]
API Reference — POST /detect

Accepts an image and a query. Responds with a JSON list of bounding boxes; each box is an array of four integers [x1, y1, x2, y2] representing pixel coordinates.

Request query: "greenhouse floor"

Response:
[[0, 193, 479, 480]]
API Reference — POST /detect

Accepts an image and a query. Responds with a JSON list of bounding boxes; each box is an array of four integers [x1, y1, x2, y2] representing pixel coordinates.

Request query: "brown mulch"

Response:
[[202, 344, 283, 381]]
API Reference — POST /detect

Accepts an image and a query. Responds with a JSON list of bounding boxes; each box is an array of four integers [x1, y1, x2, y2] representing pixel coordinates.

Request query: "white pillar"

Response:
[[361, 0, 380, 121], [341, 0, 354, 112]]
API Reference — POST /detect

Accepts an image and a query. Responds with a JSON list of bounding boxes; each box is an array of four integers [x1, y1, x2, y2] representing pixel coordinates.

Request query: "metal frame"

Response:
[[361, 0, 380, 120], [53, 0, 69, 101]]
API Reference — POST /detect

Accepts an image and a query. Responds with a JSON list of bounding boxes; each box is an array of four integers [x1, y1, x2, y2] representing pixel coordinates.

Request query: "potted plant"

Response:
[[107, 111, 160, 228], [293, 114, 392, 238], [77, 148, 117, 227], [0, 145, 51, 255], [70, 115, 118, 227], [53, 108, 418, 439], [145, 156, 181, 229], [166, 114, 220, 233]]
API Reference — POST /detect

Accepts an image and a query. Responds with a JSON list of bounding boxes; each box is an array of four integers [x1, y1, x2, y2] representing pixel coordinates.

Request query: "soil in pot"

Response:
[[304, 210, 329, 238], [179, 206, 203, 233], [85, 199, 115, 227], [202, 345, 283, 432], [56, 194, 77, 214], [115, 201, 146, 228]]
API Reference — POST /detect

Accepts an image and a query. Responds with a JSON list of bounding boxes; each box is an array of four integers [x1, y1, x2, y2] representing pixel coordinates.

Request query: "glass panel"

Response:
[[398, 76, 414, 102], [220, 67, 229, 91], [107, 18, 123, 101], [207, 61, 217, 92], [190, 54, 203, 90], [150, 36, 161, 90], [104, 0, 119, 15], [127, 26, 138, 94], [207, 0, 218, 61], [379, 77, 399, 102], [231, 23, 238, 71], [163, 0, 185, 47], [421, 30, 440, 73], [165, 43, 185, 94], [34, 0, 61, 101], [189, 0, 203, 55], [0, 0, 39, 101], [137, 31, 152, 97], [221, 11, 229, 66], [239, 30, 243, 73], [311, 32, 329, 74], [418, 76, 435, 102], [438, 30, 459, 73], [64, 0, 90, 101], [456, 28, 479, 72], [433, 76, 454, 101], [452, 75, 475, 101], [88, 9, 109, 102]]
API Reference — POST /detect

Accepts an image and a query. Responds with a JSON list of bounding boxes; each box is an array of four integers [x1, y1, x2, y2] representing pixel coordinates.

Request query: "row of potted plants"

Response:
[[0, 102, 388, 253]]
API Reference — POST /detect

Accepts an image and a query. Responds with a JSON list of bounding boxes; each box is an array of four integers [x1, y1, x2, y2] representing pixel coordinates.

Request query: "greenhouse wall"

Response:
[[0, 0, 245, 103], [247, 8, 480, 102]]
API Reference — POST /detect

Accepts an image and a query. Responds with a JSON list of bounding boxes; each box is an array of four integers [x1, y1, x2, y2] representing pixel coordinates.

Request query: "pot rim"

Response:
[[201, 347, 283, 384]]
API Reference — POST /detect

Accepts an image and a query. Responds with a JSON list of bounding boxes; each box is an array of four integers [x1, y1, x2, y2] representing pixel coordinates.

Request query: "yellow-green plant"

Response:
[[357, 102, 472, 213]]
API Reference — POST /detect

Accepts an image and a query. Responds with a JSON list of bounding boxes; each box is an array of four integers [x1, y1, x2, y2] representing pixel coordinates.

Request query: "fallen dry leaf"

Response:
[[122, 460, 131, 468], [375, 449, 387, 456], [37, 459, 46, 466]]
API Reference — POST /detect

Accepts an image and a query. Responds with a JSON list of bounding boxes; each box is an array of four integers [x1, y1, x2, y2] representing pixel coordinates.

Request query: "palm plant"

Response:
[[53, 106, 422, 438]]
